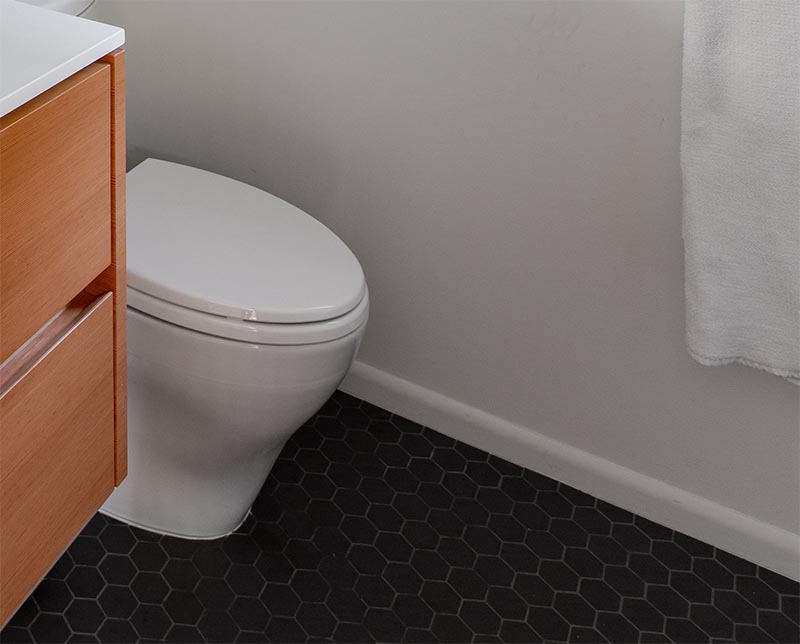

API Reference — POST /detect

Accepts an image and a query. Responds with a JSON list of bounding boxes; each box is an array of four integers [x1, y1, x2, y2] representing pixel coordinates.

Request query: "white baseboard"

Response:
[[341, 360, 800, 581]]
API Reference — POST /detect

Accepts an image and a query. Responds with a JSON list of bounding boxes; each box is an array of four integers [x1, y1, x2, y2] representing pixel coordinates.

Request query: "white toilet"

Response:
[[101, 159, 368, 539]]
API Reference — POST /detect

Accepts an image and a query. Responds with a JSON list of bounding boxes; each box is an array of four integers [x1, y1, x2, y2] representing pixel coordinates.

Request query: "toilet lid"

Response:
[[126, 159, 366, 324]]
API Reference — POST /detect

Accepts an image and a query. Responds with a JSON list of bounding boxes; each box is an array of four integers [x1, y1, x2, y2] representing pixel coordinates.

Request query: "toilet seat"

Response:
[[126, 159, 368, 344], [128, 285, 368, 345], [127, 158, 366, 325]]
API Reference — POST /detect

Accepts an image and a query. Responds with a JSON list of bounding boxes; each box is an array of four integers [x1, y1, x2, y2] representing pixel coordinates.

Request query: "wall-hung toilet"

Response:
[[101, 159, 368, 539]]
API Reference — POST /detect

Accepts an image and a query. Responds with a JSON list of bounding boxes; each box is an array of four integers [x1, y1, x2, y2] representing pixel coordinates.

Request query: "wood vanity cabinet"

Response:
[[0, 50, 126, 626]]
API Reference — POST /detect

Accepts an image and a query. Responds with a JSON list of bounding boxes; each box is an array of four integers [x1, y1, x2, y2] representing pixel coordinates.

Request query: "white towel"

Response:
[[681, 0, 800, 383]]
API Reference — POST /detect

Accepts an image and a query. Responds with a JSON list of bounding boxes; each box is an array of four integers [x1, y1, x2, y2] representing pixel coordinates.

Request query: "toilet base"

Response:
[[105, 306, 365, 539], [98, 507, 252, 541]]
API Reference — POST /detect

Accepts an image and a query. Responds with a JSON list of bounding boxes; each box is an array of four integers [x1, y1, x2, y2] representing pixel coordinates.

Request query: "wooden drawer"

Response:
[[0, 63, 112, 364], [0, 293, 115, 625]]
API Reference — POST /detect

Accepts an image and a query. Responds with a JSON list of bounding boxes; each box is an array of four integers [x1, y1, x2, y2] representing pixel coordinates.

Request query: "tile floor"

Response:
[[1, 391, 798, 644]]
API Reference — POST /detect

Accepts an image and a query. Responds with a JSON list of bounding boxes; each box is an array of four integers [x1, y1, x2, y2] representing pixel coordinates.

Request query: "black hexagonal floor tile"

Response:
[[97, 586, 137, 620], [2, 391, 797, 644]]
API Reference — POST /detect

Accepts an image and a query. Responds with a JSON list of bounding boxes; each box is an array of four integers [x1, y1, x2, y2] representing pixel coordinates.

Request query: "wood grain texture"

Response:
[[0, 63, 111, 364], [0, 294, 115, 626], [97, 49, 127, 484], [0, 291, 96, 392]]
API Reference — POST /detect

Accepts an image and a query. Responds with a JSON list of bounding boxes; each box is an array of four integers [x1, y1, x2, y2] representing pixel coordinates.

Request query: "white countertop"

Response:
[[0, 0, 124, 117]]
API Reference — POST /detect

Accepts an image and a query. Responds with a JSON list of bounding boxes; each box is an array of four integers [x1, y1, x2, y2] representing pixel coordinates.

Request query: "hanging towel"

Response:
[[681, 0, 800, 383]]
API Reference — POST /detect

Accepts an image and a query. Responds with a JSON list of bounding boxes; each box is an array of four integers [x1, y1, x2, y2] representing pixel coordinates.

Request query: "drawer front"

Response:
[[0, 294, 115, 625], [0, 63, 112, 363]]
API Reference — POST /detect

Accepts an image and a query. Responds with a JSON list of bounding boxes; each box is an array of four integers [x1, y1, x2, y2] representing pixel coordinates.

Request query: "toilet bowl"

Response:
[[100, 159, 368, 539]]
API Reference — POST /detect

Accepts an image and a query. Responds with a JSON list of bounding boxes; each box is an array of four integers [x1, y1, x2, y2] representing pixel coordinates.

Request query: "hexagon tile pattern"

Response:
[[2, 391, 798, 644]]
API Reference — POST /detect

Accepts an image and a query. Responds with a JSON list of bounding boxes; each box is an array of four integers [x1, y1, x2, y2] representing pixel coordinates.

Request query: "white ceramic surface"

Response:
[[0, 0, 124, 117], [103, 161, 369, 537], [128, 286, 369, 345], [102, 307, 365, 539], [127, 159, 366, 324]]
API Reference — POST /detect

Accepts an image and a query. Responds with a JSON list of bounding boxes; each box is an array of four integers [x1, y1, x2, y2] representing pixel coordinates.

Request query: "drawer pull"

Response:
[[0, 291, 110, 395]]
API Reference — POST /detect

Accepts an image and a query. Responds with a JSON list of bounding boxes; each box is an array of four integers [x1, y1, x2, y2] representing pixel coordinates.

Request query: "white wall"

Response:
[[100, 0, 799, 576]]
